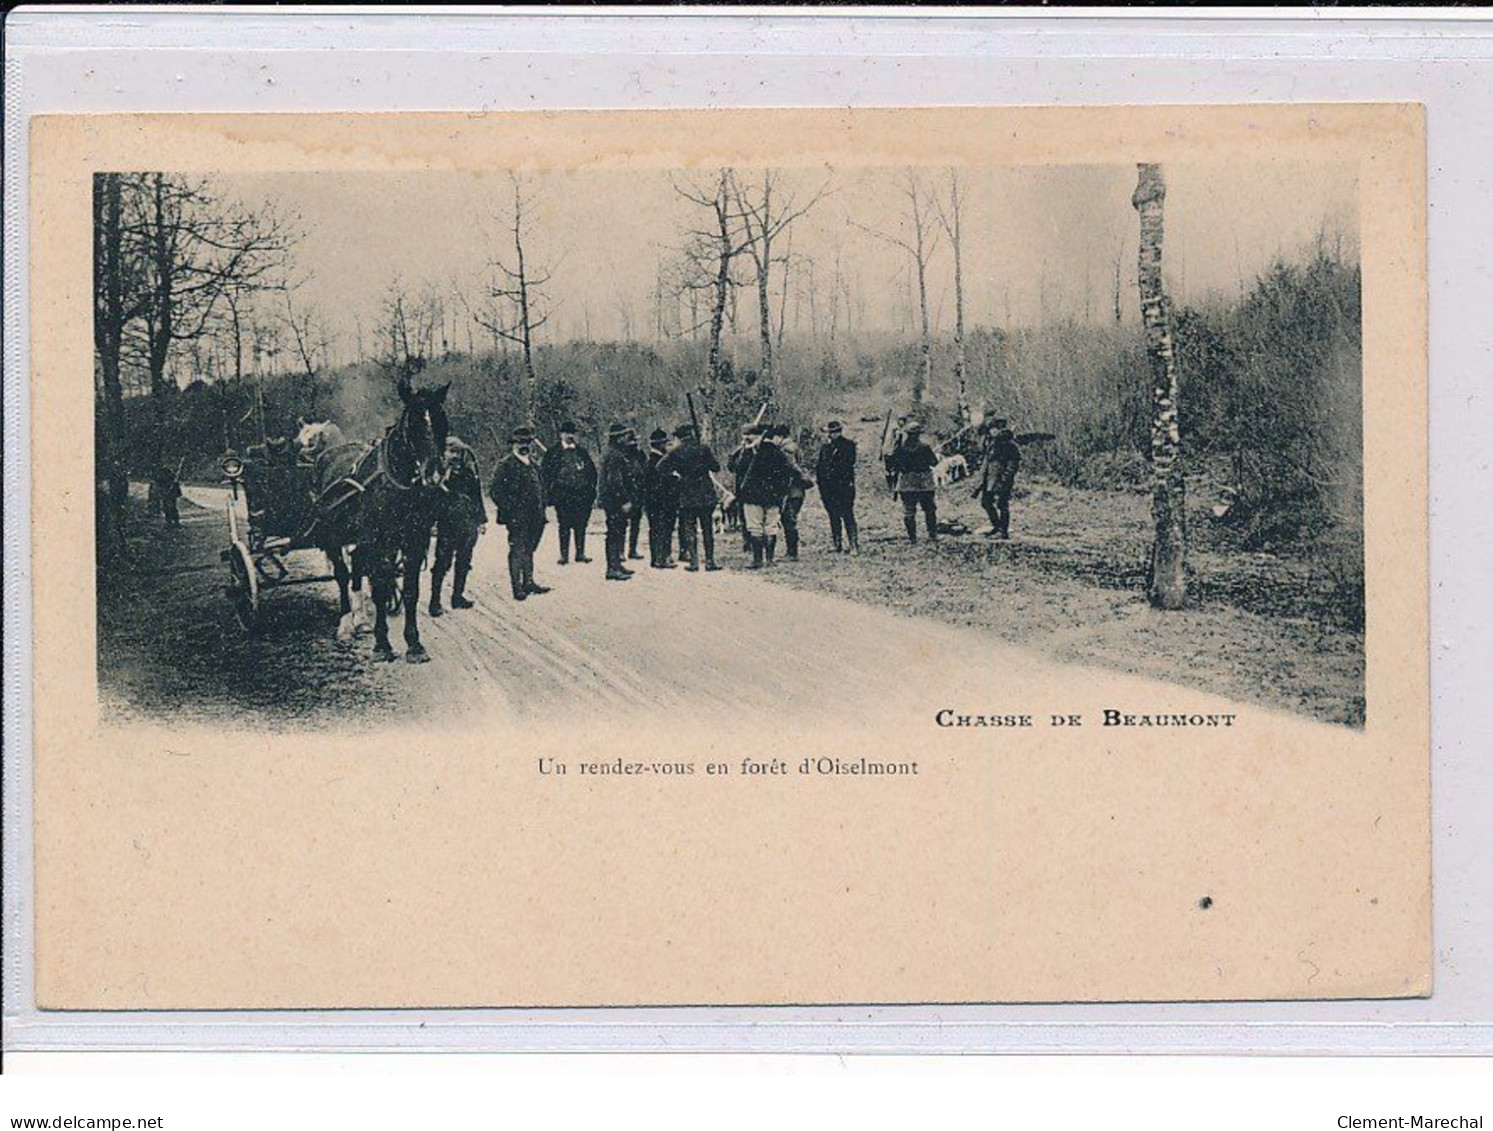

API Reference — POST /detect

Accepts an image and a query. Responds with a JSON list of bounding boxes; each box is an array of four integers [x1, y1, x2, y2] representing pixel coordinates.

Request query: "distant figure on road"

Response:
[[624, 430, 648, 563], [150, 462, 183, 528], [887, 420, 940, 544], [729, 423, 795, 568], [490, 425, 551, 602], [597, 423, 642, 582], [772, 423, 814, 562], [815, 420, 859, 553], [540, 420, 597, 566], [645, 428, 680, 570], [428, 435, 487, 616], [975, 417, 1022, 540], [661, 421, 723, 573]]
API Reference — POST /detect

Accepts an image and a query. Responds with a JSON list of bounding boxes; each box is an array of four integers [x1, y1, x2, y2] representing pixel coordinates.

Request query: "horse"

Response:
[[308, 380, 451, 663]]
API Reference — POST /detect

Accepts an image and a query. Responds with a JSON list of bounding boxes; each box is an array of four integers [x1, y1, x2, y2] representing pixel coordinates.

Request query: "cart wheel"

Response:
[[226, 540, 260, 632]]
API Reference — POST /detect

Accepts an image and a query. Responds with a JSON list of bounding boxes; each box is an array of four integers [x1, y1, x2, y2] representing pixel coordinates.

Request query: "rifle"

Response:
[[686, 391, 702, 435]]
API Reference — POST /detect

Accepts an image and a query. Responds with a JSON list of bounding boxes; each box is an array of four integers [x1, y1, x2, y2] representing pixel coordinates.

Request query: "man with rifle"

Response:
[[887, 419, 940, 544], [661, 402, 724, 573], [974, 417, 1023, 539], [728, 423, 795, 568]]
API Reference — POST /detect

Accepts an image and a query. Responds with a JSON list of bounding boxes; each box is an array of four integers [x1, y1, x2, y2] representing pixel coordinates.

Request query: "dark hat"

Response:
[[511, 425, 536, 443], [826, 421, 844, 434], [607, 422, 630, 440], [649, 428, 669, 444], [904, 420, 923, 434], [558, 420, 579, 434], [673, 422, 698, 439], [744, 423, 764, 437], [990, 417, 1009, 429], [770, 423, 791, 438]]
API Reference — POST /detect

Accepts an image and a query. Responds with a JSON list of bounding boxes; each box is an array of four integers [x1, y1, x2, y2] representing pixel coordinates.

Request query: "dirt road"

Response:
[[96, 482, 1347, 731]]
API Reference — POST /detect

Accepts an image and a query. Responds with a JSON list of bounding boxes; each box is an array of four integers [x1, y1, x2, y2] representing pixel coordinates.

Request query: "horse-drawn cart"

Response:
[[218, 448, 400, 632]]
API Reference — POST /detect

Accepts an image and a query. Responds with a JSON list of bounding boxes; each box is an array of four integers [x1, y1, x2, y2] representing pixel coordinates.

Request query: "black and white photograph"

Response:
[[24, 106, 1428, 1012], [92, 158, 1367, 731]]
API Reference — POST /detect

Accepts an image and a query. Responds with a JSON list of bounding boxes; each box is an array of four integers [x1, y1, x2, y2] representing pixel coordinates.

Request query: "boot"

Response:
[[766, 536, 777, 566], [685, 540, 700, 572], [451, 593, 474, 609], [785, 530, 799, 561], [927, 514, 939, 542], [429, 574, 446, 617], [748, 536, 764, 570], [574, 530, 592, 563], [905, 516, 918, 544]]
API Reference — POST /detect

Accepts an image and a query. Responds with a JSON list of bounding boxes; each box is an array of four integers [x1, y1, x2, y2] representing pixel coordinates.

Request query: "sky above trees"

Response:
[[214, 161, 1357, 368]]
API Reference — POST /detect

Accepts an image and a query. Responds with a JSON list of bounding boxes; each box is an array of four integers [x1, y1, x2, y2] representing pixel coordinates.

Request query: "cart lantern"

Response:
[[220, 454, 245, 480]]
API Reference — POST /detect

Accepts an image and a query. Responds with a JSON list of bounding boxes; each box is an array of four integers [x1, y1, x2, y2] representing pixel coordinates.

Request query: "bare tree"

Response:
[[93, 173, 148, 505], [473, 173, 552, 417], [732, 170, 831, 399], [1133, 163, 1187, 610], [672, 169, 752, 442], [853, 169, 940, 410], [118, 173, 295, 466], [935, 169, 970, 424]]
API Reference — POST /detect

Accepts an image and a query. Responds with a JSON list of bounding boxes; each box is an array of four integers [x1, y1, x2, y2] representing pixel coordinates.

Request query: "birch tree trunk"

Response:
[[1132, 163, 1187, 610]]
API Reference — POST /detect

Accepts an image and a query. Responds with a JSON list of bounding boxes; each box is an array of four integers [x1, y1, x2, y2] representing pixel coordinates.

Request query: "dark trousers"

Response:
[[604, 508, 630, 571], [678, 506, 717, 565], [627, 507, 643, 557], [431, 520, 478, 601], [555, 504, 591, 562], [781, 494, 804, 557], [506, 522, 544, 597], [647, 505, 678, 566], [980, 490, 1011, 536], [901, 491, 938, 542], [822, 490, 858, 549]]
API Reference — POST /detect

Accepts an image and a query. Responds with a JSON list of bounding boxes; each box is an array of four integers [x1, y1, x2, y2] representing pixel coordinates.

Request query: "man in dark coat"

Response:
[[489, 425, 551, 602], [974, 417, 1022, 539], [625, 431, 648, 562], [728, 423, 796, 568], [597, 422, 642, 581], [815, 420, 859, 552], [660, 421, 723, 572], [644, 428, 681, 569], [540, 420, 598, 566], [887, 419, 940, 543], [429, 435, 487, 615], [151, 461, 183, 527]]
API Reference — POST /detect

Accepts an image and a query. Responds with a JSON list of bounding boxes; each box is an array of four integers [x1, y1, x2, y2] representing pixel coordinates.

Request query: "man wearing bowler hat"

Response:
[[488, 425, 552, 602], [597, 422, 642, 581], [815, 420, 860, 552], [540, 419, 598, 566]]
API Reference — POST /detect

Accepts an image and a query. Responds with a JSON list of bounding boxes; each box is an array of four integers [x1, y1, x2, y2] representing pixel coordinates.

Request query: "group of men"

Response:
[[422, 409, 1022, 614], [879, 414, 1023, 544]]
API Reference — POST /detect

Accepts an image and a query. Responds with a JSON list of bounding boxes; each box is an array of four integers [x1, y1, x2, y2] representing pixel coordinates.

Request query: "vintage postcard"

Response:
[[29, 105, 1427, 1009]]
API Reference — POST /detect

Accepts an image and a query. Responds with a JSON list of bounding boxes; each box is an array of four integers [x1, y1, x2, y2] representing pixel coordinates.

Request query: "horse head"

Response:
[[394, 380, 451, 488]]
